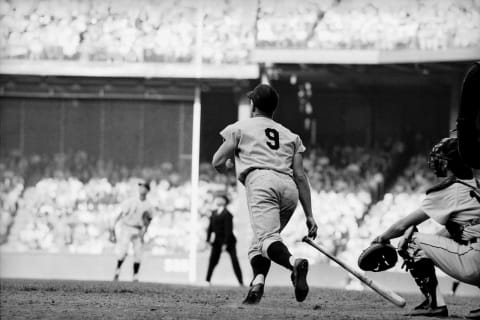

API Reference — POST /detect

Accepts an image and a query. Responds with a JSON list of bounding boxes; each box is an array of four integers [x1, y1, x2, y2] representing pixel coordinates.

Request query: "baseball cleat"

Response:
[[113, 274, 119, 282], [291, 258, 309, 302], [406, 305, 448, 317], [466, 307, 480, 320], [242, 283, 264, 305]]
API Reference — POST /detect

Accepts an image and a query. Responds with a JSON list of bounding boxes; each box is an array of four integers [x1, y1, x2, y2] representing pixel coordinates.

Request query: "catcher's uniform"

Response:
[[408, 179, 480, 285], [220, 116, 305, 259], [115, 197, 153, 262]]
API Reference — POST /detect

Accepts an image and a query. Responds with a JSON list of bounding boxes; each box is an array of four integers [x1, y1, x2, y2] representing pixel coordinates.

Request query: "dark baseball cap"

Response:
[[247, 84, 279, 114], [138, 180, 150, 191]]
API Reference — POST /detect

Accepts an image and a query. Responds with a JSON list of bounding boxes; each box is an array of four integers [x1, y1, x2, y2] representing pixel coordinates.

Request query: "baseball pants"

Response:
[[245, 169, 299, 260], [116, 223, 144, 263], [410, 231, 480, 286]]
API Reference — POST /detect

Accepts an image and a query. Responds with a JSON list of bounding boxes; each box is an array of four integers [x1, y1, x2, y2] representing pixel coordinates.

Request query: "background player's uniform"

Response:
[[116, 197, 153, 263], [220, 116, 305, 260], [406, 179, 480, 285]]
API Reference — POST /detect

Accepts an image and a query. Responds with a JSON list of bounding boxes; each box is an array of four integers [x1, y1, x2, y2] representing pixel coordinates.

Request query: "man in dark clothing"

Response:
[[205, 194, 243, 286]]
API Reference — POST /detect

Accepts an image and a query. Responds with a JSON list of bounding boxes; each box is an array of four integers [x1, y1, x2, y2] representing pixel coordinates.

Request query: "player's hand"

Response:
[[306, 217, 318, 239]]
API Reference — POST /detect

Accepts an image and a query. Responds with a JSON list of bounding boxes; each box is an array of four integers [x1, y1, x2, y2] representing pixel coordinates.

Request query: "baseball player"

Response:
[[372, 137, 480, 319], [212, 84, 318, 305], [111, 180, 153, 282]]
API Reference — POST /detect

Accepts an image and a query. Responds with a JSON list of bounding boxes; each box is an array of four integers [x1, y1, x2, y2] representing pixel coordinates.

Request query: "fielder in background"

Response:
[[111, 180, 153, 282], [372, 137, 480, 319], [212, 83, 318, 305], [205, 194, 243, 286]]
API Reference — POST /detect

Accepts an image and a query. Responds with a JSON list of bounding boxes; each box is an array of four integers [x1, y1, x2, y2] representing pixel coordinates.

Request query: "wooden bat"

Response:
[[302, 236, 406, 308]]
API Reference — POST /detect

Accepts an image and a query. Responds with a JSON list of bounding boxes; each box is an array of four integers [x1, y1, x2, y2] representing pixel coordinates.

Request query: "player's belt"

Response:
[[244, 167, 291, 182]]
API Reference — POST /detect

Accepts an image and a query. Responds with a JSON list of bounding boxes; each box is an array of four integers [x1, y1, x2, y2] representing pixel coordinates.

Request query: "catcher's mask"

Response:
[[428, 137, 458, 177]]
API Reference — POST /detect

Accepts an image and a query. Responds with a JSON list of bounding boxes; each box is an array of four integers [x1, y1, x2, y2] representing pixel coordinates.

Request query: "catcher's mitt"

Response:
[[358, 242, 398, 272]]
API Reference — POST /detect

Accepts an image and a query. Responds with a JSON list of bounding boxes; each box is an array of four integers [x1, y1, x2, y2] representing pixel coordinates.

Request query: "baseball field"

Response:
[[1, 279, 478, 320]]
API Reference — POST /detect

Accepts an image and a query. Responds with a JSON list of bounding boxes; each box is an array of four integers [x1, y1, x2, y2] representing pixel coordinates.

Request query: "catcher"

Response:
[[364, 137, 480, 319], [111, 179, 153, 282]]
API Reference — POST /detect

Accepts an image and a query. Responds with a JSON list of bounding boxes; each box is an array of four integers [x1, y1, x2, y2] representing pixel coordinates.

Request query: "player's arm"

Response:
[[373, 208, 429, 243], [113, 207, 125, 229], [212, 138, 236, 173], [109, 207, 124, 243], [292, 152, 318, 239]]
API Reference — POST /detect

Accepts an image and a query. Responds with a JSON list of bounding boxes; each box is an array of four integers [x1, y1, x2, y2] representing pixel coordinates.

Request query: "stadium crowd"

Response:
[[0, 140, 407, 261], [0, 150, 229, 255], [1, 0, 479, 64], [257, 0, 480, 50], [0, 0, 255, 64]]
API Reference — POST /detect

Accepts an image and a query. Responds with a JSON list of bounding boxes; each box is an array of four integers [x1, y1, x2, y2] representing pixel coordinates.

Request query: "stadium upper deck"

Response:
[[0, 0, 479, 78]]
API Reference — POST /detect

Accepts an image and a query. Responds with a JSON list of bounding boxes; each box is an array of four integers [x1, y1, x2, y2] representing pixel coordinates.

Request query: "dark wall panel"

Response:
[[200, 90, 237, 162], [144, 102, 184, 166], [103, 101, 142, 166], [64, 99, 101, 157], [23, 99, 60, 155], [0, 99, 21, 153]]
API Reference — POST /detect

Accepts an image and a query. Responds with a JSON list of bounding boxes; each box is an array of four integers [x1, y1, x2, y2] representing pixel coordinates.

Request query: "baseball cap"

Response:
[[247, 84, 279, 114], [138, 180, 151, 191]]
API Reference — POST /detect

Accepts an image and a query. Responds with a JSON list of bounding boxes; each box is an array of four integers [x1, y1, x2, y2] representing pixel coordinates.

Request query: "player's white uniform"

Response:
[[221, 116, 305, 259], [116, 197, 153, 262], [408, 179, 480, 285]]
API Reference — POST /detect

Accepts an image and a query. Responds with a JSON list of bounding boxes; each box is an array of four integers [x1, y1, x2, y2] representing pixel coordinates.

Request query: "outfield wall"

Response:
[[1, 252, 478, 297]]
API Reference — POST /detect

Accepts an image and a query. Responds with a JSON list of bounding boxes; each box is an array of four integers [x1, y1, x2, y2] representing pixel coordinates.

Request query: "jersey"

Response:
[[220, 116, 305, 184], [421, 178, 480, 230], [119, 197, 153, 228]]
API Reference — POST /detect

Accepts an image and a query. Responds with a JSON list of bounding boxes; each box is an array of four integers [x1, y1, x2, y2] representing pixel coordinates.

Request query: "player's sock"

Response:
[[117, 259, 125, 269], [133, 262, 141, 275], [252, 274, 265, 286], [250, 255, 271, 285], [266, 241, 293, 271], [288, 256, 298, 267]]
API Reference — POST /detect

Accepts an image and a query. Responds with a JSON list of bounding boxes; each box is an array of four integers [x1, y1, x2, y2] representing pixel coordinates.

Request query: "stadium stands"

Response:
[[259, 0, 480, 50], [1, 0, 479, 64], [0, 141, 409, 260]]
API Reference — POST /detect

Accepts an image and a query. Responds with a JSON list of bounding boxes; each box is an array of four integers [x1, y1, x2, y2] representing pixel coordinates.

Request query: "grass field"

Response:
[[0, 279, 478, 320]]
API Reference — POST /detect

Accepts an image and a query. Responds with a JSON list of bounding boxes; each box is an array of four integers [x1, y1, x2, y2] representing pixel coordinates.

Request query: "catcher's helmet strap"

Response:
[[425, 176, 457, 195]]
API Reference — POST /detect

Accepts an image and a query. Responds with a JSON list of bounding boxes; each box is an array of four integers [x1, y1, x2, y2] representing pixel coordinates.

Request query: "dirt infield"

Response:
[[0, 279, 478, 320]]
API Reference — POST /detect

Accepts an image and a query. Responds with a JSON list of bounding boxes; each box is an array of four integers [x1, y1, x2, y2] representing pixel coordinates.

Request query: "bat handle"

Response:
[[302, 236, 313, 244]]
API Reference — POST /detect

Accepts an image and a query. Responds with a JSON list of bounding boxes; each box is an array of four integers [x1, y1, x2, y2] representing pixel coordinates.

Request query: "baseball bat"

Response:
[[302, 236, 406, 308]]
